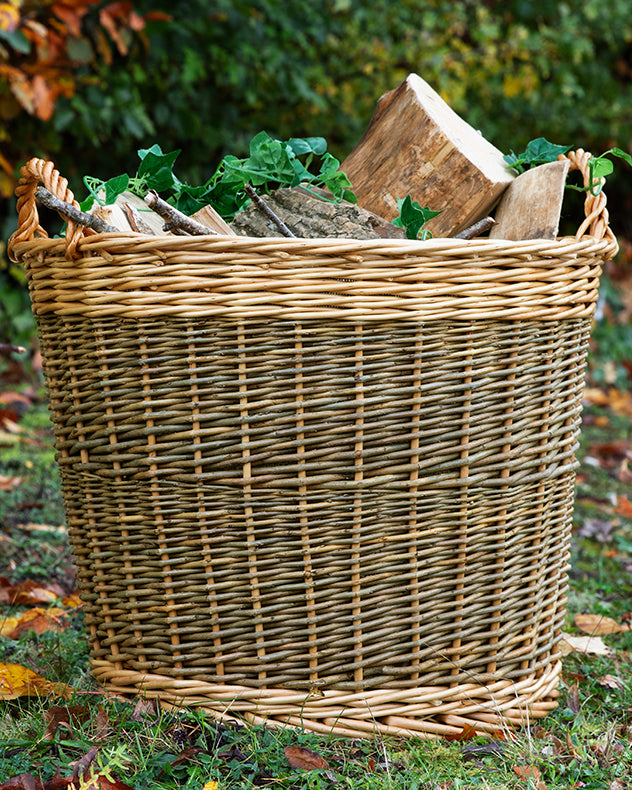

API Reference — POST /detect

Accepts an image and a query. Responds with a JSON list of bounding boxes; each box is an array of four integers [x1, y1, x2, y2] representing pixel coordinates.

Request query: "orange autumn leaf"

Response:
[[284, 746, 330, 771], [513, 764, 547, 789], [6, 606, 72, 639], [0, 614, 21, 637], [62, 593, 83, 608], [445, 723, 478, 741], [574, 613, 630, 635], [0, 663, 72, 699], [616, 495, 632, 518], [0, 578, 66, 605]]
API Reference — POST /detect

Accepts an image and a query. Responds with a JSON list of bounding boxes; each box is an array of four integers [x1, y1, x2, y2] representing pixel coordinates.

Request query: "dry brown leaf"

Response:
[[0, 474, 22, 491], [93, 705, 110, 742], [284, 745, 330, 771], [0, 772, 44, 790], [7, 607, 71, 639], [0, 579, 65, 606], [44, 706, 90, 741], [574, 613, 630, 635], [559, 633, 613, 657], [513, 765, 547, 789], [132, 698, 158, 721], [598, 674, 625, 691]]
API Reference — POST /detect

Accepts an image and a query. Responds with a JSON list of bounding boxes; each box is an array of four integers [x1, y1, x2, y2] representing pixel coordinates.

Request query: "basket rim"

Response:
[[9, 228, 619, 262]]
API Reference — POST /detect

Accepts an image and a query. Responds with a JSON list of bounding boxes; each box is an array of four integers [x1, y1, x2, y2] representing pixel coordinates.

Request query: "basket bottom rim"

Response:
[[91, 660, 560, 739]]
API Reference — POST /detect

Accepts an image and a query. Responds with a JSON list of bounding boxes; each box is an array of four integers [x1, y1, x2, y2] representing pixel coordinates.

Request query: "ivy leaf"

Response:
[[286, 137, 327, 157], [590, 148, 632, 180], [392, 195, 441, 240], [505, 137, 571, 173], [137, 148, 181, 192], [103, 173, 129, 204]]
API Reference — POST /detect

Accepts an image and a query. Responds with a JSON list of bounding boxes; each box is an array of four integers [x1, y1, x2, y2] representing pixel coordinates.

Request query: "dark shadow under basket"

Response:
[[9, 153, 618, 738]]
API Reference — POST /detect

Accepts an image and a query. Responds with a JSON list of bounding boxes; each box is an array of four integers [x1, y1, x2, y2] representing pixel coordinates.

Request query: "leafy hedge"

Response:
[[2, 0, 631, 255]]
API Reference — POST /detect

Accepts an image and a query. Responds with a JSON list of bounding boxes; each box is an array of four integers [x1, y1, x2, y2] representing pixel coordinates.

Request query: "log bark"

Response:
[[339, 73, 515, 237], [231, 187, 406, 240]]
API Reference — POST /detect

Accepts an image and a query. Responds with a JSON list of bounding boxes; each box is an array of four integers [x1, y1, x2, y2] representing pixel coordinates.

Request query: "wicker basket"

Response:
[[9, 154, 618, 739]]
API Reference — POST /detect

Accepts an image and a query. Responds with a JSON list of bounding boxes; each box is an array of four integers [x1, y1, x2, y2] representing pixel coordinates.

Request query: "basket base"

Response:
[[92, 660, 560, 739]]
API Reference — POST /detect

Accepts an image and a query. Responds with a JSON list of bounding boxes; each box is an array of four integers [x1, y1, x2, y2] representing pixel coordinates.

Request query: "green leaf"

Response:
[[137, 149, 181, 192], [588, 147, 632, 195], [505, 138, 571, 172], [137, 144, 165, 160], [103, 174, 129, 204], [392, 196, 441, 240], [286, 137, 328, 157]]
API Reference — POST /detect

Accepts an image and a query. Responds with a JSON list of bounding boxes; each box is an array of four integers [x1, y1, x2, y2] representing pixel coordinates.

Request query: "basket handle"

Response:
[[8, 157, 86, 261], [561, 148, 615, 242]]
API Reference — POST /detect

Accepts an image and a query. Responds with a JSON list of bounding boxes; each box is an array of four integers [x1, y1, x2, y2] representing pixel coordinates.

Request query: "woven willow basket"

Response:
[[9, 153, 618, 739]]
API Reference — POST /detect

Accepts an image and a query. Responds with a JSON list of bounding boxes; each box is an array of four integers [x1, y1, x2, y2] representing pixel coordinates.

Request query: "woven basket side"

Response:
[[38, 314, 588, 693]]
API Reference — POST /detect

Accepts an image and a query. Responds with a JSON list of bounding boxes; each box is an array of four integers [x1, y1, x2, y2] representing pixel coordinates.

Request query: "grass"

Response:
[[2, 315, 632, 789]]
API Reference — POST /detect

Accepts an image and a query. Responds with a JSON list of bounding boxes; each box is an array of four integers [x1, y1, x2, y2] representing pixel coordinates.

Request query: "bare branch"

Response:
[[144, 191, 218, 236], [35, 186, 119, 234], [243, 184, 296, 238]]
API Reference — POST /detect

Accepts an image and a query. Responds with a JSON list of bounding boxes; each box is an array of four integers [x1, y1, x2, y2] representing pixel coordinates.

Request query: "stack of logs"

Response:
[[38, 74, 571, 243]]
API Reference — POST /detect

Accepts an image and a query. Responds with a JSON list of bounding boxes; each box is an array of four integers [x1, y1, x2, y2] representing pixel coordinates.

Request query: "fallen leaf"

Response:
[[0, 615, 21, 637], [201, 783, 218, 790], [61, 593, 83, 608], [0, 772, 43, 790], [284, 746, 330, 771], [598, 674, 625, 691], [445, 723, 478, 741], [132, 698, 158, 721], [44, 705, 90, 740], [0, 663, 72, 699], [564, 681, 582, 716], [618, 459, 632, 484], [7, 607, 72, 639], [0, 579, 65, 606], [616, 495, 632, 518], [576, 518, 614, 543], [574, 613, 630, 635], [559, 633, 613, 657], [0, 474, 22, 490], [513, 765, 547, 789]]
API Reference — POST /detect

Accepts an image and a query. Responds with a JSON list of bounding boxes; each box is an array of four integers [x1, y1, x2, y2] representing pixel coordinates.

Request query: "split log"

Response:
[[340, 73, 515, 237], [488, 160, 570, 240], [191, 204, 237, 236], [230, 187, 406, 240]]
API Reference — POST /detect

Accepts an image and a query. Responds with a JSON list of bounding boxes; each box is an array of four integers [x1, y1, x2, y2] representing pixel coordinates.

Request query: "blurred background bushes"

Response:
[[1, 0, 631, 350]]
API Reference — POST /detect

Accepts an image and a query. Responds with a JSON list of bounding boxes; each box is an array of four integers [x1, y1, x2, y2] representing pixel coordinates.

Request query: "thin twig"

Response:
[[0, 343, 27, 355], [35, 186, 119, 234], [144, 191, 218, 236], [243, 184, 296, 238], [454, 216, 496, 240]]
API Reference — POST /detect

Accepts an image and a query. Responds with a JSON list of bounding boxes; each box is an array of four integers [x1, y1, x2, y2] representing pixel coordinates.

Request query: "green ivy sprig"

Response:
[[392, 195, 441, 240], [80, 133, 356, 220], [505, 137, 632, 196]]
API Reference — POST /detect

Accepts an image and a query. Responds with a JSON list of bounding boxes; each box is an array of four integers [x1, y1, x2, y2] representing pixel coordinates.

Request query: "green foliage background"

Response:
[[2, 0, 632, 346]]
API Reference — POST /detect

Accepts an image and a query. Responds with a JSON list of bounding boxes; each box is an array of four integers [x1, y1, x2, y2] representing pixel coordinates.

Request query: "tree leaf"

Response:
[[0, 663, 72, 699], [559, 633, 613, 657], [286, 136, 327, 156], [284, 746, 330, 771], [574, 613, 630, 635]]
